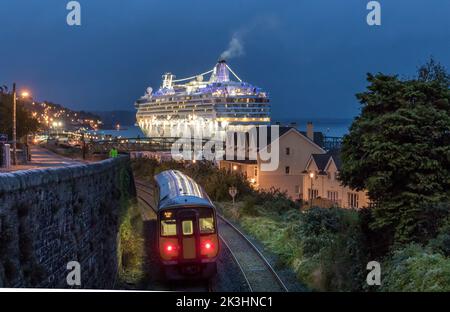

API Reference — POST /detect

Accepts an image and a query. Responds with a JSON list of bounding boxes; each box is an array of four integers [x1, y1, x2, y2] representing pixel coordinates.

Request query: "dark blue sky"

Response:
[[0, 0, 449, 120]]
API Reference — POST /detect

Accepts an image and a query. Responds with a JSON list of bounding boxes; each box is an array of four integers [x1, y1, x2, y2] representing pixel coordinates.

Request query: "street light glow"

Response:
[[21, 91, 30, 98]]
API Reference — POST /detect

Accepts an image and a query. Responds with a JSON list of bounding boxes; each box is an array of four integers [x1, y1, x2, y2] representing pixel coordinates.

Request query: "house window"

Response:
[[348, 193, 359, 209], [294, 185, 300, 194], [254, 166, 258, 177], [308, 188, 318, 200], [285, 166, 290, 174], [334, 172, 339, 180], [327, 172, 331, 180], [286, 147, 290, 155], [327, 191, 338, 202]]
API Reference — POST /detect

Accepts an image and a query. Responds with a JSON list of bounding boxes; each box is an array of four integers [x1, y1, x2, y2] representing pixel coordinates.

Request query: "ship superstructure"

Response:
[[135, 60, 270, 138]]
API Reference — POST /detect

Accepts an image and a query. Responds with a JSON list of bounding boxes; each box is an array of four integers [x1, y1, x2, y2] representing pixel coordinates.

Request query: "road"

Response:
[[0, 145, 82, 172]]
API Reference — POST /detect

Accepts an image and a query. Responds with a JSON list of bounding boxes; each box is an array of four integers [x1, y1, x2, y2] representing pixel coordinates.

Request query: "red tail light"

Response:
[[165, 244, 175, 253], [200, 236, 218, 258], [160, 238, 179, 260]]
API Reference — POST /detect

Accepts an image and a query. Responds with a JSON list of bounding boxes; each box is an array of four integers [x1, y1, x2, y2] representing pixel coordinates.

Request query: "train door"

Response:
[[177, 209, 200, 261]]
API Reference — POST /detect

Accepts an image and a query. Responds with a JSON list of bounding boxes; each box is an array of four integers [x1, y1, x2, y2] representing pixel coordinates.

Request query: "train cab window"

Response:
[[199, 208, 215, 234], [161, 219, 177, 236], [161, 210, 177, 236], [182, 220, 194, 236], [199, 217, 215, 234]]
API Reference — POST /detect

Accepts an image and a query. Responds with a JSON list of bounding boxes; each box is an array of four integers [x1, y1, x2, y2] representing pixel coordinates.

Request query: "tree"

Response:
[[0, 93, 39, 139], [417, 57, 450, 86], [339, 61, 450, 244]]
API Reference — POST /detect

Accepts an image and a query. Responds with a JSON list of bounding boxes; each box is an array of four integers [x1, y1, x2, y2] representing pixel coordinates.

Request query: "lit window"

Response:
[[161, 219, 177, 236], [182, 220, 194, 236], [199, 217, 215, 234]]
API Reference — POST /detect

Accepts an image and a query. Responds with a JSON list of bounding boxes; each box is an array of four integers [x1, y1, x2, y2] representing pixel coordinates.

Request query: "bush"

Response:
[[241, 196, 259, 216], [381, 244, 450, 292], [118, 201, 144, 285], [240, 207, 367, 291], [427, 217, 450, 257]]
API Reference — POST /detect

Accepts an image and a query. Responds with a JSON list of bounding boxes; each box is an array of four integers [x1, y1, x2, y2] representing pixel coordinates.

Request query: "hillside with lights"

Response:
[[21, 99, 102, 131]]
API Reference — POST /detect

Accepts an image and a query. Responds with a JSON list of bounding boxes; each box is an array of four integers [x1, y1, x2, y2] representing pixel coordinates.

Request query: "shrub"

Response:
[[381, 244, 450, 292], [427, 217, 450, 257], [241, 195, 258, 216], [239, 206, 367, 291]]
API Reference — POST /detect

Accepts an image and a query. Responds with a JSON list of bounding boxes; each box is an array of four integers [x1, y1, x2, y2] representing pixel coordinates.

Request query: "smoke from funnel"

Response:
[[219, 16, 279, 61], [220, 33, 245, 61]]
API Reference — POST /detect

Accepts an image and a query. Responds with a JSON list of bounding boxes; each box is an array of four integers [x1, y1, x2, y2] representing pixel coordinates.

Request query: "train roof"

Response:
[[154, 170, 214, 210]]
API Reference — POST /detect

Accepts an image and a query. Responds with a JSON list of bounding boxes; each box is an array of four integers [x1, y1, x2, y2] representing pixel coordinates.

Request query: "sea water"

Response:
[[92, 118, 352, 139]]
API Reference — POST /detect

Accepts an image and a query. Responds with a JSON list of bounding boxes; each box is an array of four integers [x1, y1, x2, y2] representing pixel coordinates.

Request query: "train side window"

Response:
[[199, 217, 215, 234], [161, 220, 177, 236], [182, 220, 194, 235]]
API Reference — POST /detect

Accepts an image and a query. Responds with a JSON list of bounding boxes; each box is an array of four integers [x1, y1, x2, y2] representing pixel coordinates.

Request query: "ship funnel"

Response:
[[162, 72, 175, 89], [210, 60, 230, 83]]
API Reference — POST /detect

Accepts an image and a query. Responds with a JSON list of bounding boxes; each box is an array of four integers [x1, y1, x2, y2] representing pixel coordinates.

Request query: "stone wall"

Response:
[[0, 156, 134, 288]]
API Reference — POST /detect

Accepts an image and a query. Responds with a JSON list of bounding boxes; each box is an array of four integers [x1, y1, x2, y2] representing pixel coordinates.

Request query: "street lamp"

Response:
[[309, 171, 315, 208], [11, 85, 31, 166]]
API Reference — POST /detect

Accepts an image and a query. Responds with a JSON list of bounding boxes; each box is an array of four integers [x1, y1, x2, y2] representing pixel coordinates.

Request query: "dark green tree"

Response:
[[0, 93, 39, 139], [339, 61, 450, 244]]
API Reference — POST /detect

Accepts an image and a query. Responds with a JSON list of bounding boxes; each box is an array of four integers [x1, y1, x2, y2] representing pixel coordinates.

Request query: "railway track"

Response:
[[217, 215, 288, 292], [134, 179, 288, 292]]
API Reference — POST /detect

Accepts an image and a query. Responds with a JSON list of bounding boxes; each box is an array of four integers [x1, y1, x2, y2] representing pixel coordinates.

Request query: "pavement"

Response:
[[0, 145, 83, 172]]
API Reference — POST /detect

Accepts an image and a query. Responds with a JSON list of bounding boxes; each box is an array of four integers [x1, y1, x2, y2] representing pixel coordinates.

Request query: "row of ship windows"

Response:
[[139, 104, 270, 111], [137, 115, 270, 120], [152, 97, 269, 104], [138, 109, 270, 115]]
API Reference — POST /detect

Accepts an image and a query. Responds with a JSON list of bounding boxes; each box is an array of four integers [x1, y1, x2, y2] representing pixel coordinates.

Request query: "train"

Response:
[[154, 170, 219, 279]]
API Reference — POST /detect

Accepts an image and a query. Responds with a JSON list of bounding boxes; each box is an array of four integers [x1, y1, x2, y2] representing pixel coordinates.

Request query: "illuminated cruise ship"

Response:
[[135, 60, 270, 138]]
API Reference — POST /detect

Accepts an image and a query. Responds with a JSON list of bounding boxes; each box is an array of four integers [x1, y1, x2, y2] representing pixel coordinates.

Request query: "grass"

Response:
[[117, 200, 145, 287]]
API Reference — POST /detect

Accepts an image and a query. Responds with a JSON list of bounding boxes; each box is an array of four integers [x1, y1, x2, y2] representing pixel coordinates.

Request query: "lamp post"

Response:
[[309, 171, 315, 208], [12, 83, 17, 165], [11, 84, 31, 166]]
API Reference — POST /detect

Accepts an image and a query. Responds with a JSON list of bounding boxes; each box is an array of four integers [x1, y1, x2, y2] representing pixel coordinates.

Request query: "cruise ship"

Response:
[[135, 60, 270, 138]]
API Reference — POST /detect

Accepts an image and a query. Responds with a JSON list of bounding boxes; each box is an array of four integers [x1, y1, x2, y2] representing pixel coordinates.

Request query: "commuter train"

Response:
[[154, 170, 219, 279]]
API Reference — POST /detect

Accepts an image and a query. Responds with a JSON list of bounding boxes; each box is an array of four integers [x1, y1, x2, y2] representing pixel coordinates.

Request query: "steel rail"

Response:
[[216, 214, 289, 292]]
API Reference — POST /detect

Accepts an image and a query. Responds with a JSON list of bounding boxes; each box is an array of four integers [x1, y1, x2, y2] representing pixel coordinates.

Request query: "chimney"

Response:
[[306, 121, 314, 141]]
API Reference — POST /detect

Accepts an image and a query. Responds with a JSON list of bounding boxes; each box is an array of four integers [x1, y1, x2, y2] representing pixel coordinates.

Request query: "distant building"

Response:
[[219, 125, 325, 200], [301, 152, 370, 209]]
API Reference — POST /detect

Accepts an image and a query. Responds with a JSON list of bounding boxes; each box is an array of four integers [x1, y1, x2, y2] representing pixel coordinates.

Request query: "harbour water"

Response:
[[92, 118, 352, 139]]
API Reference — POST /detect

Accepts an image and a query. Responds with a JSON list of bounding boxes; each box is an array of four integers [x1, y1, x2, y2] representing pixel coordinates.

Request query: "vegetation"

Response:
[[117, 163, 145, 287], [117, 200, 145, 286], [219, 198, 367, 291], [381, 244, 450, 292], [339, 59, 450, 244], [0, 93, 39, 139]]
